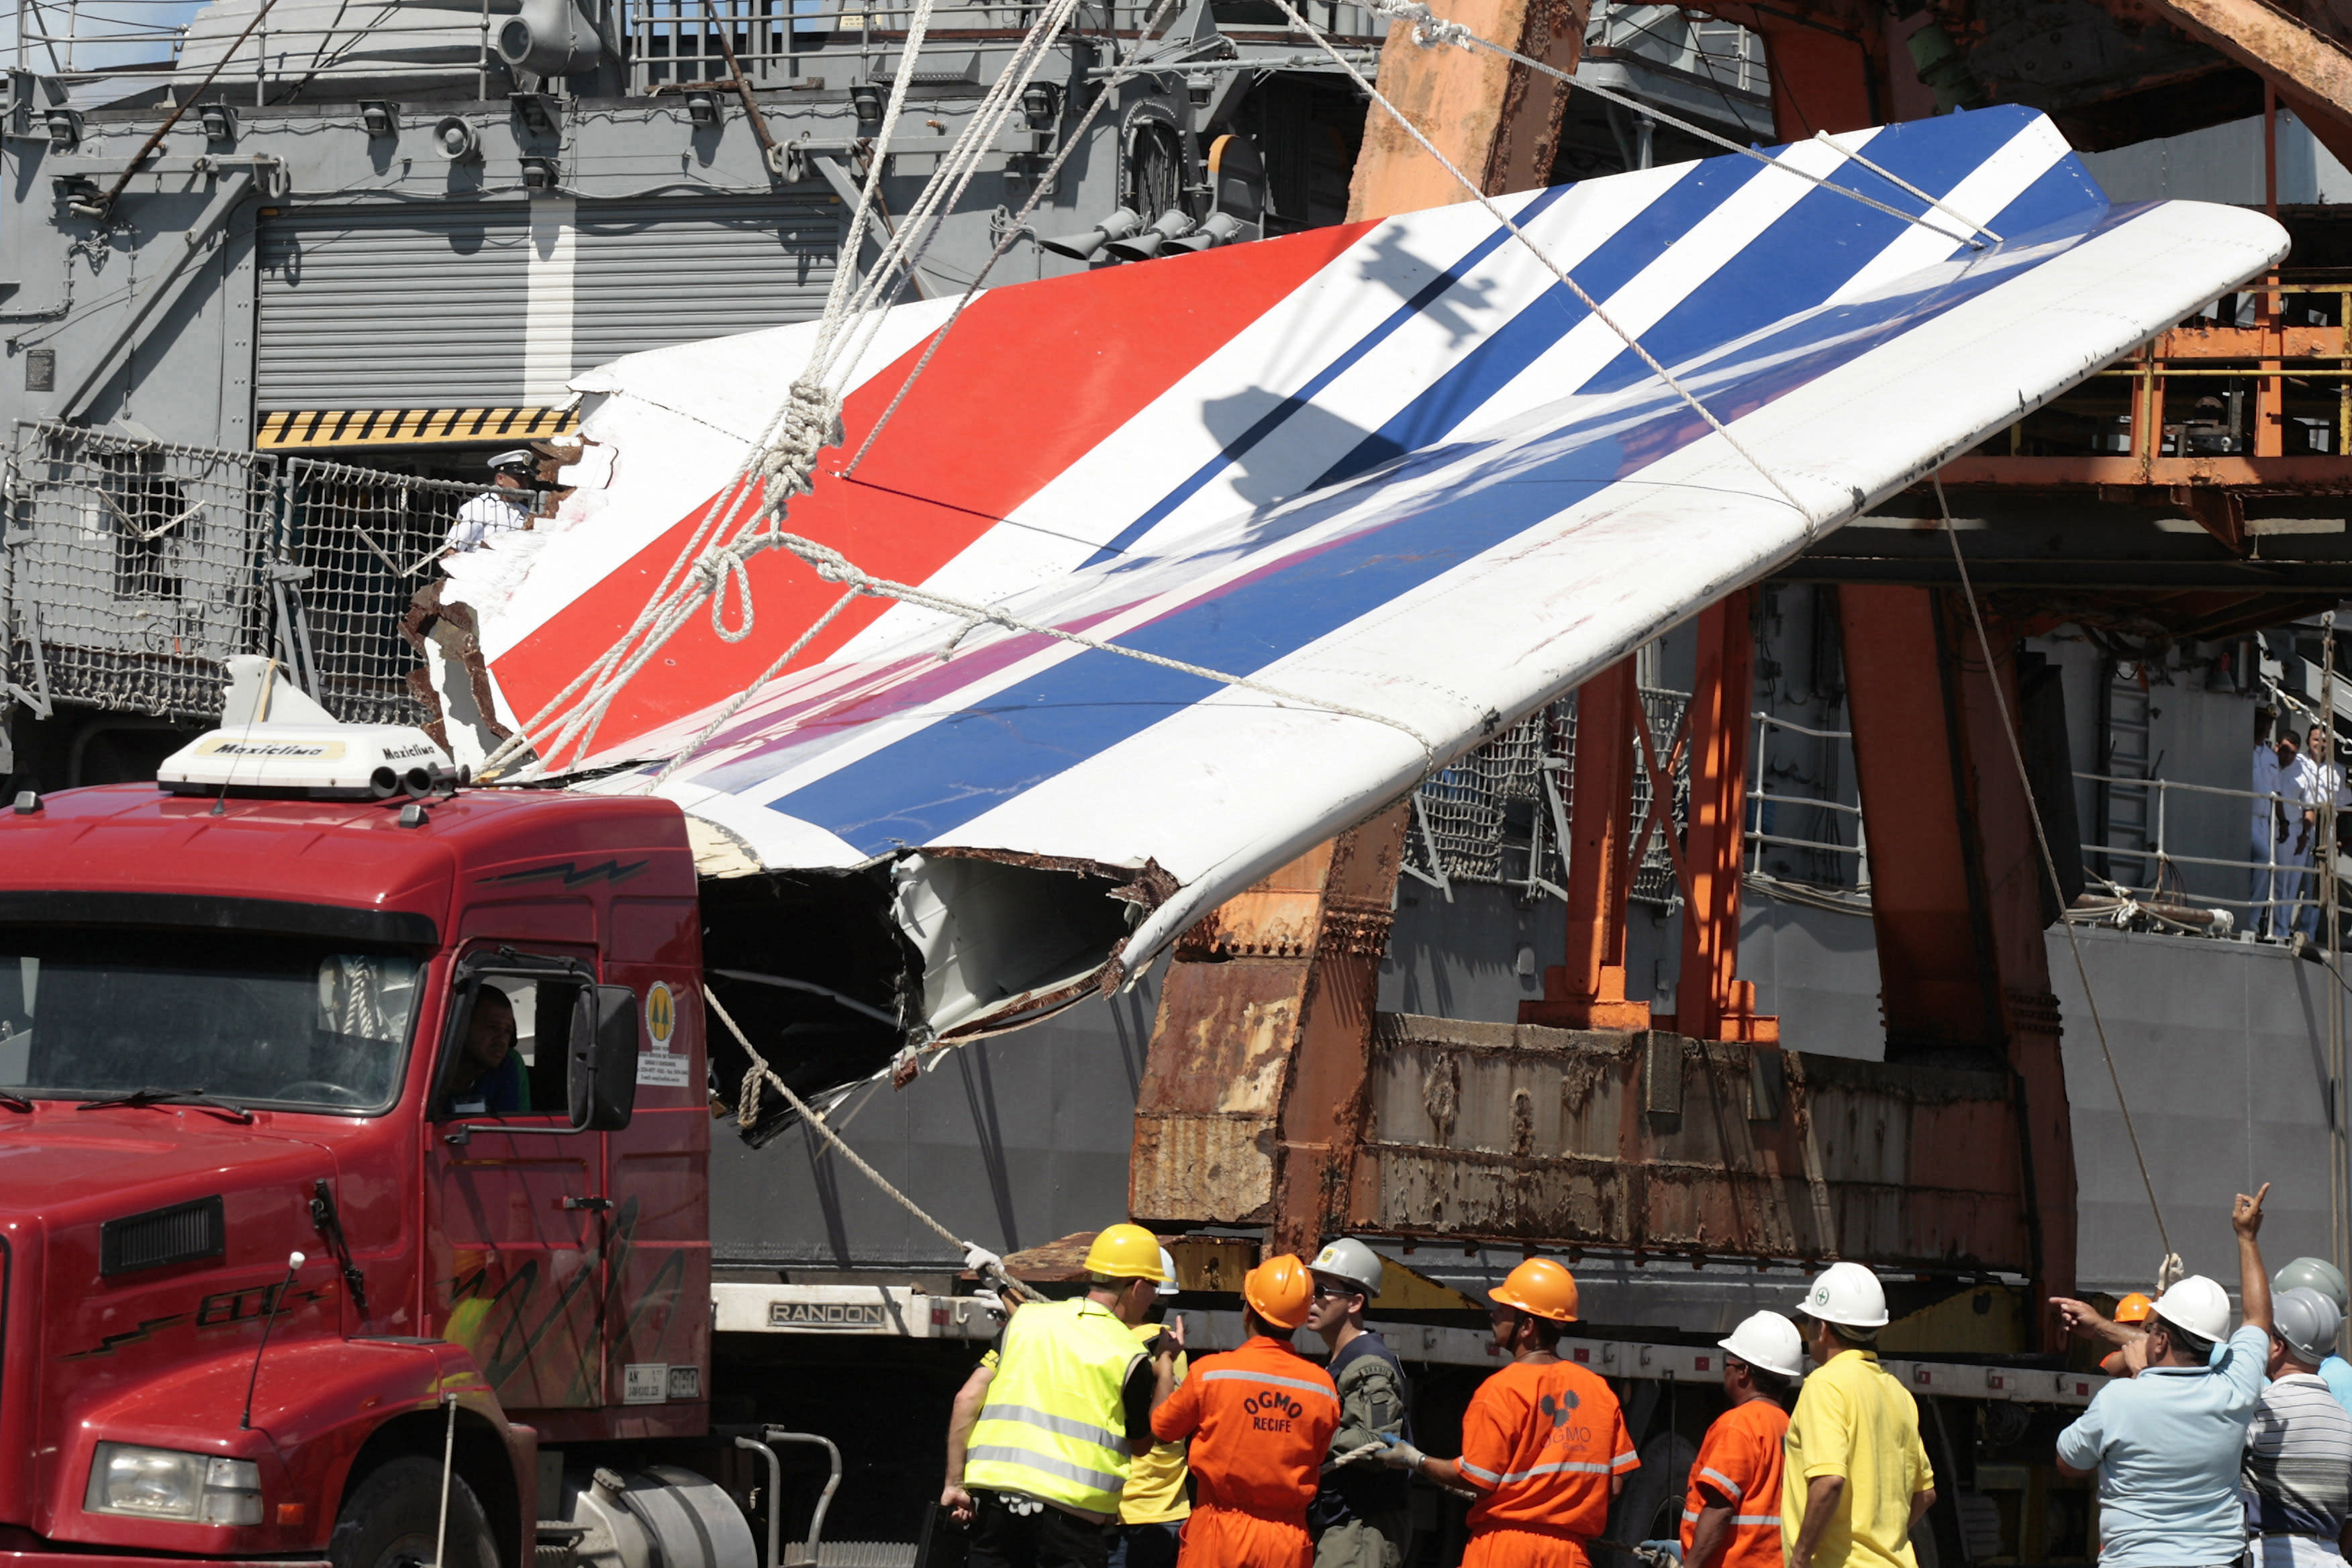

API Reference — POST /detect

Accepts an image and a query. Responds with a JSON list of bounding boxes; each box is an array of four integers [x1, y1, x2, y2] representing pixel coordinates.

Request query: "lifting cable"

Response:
[[1933, 473, 2181, 1287], [703, 982, 1046, 1304]]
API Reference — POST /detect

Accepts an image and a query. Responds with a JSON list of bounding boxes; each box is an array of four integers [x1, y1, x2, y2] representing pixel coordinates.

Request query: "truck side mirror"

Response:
[[565, 984, 638, 1132]]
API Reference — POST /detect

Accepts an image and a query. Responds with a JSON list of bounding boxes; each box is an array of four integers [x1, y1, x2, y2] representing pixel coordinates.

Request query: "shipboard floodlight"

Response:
[[1163, 209, 1242, 256], [360, 99, 399, 138], [848, 83, 883, 122], [1039, 205, 1140, 261], [432, 115, 479, 161], [198, 103, 237, 143], [1020, 80, 1062, 128], [1104, 207, 1193, 262]]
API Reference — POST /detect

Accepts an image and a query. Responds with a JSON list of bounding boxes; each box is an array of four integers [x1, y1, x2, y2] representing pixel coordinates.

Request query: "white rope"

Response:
[[478, 0, 1093, 781], [1267, 0, 1818, 528], [702, 983, 1045, 1303], [1357, 0, 1992, 250], [1932, 472, 2179, 1281], [476, 0, 954, 776]]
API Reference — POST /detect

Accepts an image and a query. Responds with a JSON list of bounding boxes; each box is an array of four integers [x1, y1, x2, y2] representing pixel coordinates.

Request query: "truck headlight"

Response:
[[85, 1444, 262, 1526]]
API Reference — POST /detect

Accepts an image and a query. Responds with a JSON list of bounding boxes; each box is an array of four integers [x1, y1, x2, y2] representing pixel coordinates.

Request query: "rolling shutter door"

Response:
[[258, 206, 533, 409], [258, 196, 842, 414], [569, 196, 842, 367]]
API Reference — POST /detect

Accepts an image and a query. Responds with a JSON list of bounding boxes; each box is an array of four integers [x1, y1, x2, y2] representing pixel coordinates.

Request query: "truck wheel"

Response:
[[330, 1455, 501, 1568]]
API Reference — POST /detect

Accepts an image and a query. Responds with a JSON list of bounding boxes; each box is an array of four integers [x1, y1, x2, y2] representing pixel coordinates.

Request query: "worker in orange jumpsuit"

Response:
[[1377, 1258, 1636, 1568], [1680, 1312, 1803, 1568], [1149, 1255, 1340, 1568]]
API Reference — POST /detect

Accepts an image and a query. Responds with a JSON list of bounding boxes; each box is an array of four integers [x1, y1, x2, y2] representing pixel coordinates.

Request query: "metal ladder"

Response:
[[2100, 661, 2155, 891]]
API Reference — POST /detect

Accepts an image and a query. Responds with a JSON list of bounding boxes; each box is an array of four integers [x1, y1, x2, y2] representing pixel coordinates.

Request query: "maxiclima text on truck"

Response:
[[0, 664, 775, 1568]]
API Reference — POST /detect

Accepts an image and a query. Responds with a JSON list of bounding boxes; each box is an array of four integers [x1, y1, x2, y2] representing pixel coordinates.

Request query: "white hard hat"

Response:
[[1308, 1236, 1385, 1299], [1796, 1261, 1890, 1330], [1718, 1311, 1806, 1379], [2153, 1275, 2233, 1342], [1156, 1247, 1180, 1298]]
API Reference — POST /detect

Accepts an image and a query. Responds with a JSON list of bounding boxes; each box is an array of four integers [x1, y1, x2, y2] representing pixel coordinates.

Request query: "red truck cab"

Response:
[[0, 750, 715, 1568]]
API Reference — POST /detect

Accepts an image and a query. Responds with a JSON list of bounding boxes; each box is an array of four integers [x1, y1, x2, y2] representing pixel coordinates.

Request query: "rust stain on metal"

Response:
[[1130, 802, 1410, 1248], [1345, 1014, 2035, 1270]]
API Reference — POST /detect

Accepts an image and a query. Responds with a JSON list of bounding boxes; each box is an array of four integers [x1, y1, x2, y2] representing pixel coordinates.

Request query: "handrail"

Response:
[[762, 1429, 842, 1568]]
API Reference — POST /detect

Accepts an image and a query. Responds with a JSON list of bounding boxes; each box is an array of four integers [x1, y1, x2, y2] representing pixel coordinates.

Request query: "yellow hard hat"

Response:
[[1083, 1223, 1167, 1281], [1244, 1254, 1315, 1330], [1490, 1257, 1580, 1323]]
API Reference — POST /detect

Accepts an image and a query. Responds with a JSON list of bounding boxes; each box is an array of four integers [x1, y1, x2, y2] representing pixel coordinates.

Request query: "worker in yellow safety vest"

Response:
[[944, 1224, 1171, 1568]]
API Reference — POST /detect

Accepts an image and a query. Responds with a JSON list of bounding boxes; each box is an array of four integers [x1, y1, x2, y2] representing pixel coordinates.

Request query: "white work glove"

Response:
[[965, 1243, 1006, 1278], [970, 1289, 1006, 1320], [1377, 1434, 1424, 1471]]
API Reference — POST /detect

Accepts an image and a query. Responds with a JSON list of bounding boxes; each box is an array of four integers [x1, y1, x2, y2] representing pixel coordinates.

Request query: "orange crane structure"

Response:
[[1128, 0, 2352, 1344]]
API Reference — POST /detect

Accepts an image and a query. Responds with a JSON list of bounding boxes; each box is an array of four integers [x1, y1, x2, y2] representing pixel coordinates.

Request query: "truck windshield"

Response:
[[0, 928, 424, 1112]]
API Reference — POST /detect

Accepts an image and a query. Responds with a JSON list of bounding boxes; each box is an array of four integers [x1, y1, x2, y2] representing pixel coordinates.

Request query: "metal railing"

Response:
[[1961, 271, 2352, 474], [1587, 0, 1763, 99], [3, 422, 485, 727], [1406, 694, 1873, 912], [1404, 685, 1698, 910], [11, 0, 1389, 90], [1747, 709, 1864, 881], [2075, 767, 2335, 934], [629, 0, 1386, 89]]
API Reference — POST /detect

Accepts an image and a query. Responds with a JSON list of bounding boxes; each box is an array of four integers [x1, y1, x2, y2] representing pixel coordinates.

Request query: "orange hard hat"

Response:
[[1490, 1257, 1581, 1323], [1244, 1254, 1315, 1330], [2114, 1291, 2155, 1325]]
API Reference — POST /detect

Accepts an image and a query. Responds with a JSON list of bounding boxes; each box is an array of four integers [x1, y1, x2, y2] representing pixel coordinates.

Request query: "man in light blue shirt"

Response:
[[2057, 1185, 2275, 1567], [2273, 1257, 2352, 1417]]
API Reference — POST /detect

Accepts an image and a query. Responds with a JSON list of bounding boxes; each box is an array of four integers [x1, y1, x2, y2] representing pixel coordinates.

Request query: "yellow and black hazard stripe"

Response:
[[256, 407, 580, 451]]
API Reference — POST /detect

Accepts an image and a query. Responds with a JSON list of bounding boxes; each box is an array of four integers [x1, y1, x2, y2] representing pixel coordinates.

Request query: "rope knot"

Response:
[[758, 379, 846, 515], [777, 532, 863, 587]]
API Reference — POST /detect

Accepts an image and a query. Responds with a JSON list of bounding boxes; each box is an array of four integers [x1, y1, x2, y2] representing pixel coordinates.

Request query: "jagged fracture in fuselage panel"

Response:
[[433, 106, 2287, 1046]]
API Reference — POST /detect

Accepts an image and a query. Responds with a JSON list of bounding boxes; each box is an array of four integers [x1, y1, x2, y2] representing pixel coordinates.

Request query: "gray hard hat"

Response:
[[2275, 1256, 2349, 1315], [2276, 1287, 2343, 1365], [1308, 1237, 1384, 1299]]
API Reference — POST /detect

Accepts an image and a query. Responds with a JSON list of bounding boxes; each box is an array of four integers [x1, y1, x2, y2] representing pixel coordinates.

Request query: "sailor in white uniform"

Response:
[[2292, 724, 2352, 940], [445, 448, 540, 556]]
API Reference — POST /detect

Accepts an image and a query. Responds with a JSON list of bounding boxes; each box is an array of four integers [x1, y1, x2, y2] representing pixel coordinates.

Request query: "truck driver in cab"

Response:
[[444, 987, 528, 1115]]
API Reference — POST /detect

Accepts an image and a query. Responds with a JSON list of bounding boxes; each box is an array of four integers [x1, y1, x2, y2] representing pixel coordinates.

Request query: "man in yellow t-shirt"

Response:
[[1783, 1263, 1936, 1568], [1114, 1250, 1190, 1568]]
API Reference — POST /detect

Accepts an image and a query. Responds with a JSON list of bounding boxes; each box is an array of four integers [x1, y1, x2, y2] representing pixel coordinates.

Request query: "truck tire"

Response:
[[330, 1455, 501, 1568]]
